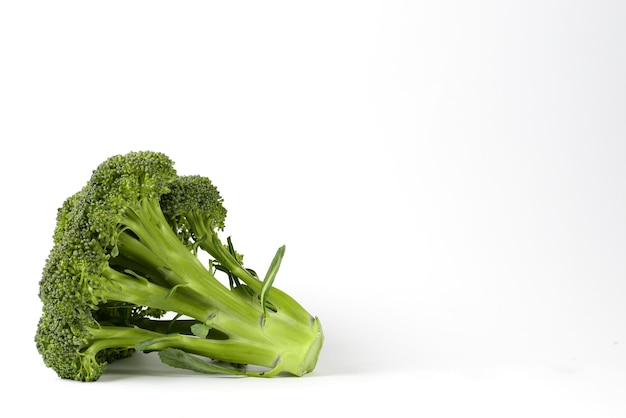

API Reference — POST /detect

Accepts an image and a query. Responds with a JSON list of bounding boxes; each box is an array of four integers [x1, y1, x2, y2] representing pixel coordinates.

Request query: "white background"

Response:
[[1, 1, 625, 416]]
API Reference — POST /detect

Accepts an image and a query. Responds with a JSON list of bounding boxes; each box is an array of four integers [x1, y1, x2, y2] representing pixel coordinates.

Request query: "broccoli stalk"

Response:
[[160, 175, 314, 324], [35, 151, 323, 381]]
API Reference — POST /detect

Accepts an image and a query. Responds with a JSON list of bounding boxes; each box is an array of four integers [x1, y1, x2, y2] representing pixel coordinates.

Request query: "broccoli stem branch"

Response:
[[87, 313, 322, 377], [98, 267, 213, 320], [183, 217, 313, 325], [139, 315, 324, 376], [118, 199, 262, 322], [85, 326, 163, 357], [102, 200, 323, 375]]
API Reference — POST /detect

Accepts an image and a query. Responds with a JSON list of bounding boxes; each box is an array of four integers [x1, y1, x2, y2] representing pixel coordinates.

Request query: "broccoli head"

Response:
[[35, 151, 323, 381]]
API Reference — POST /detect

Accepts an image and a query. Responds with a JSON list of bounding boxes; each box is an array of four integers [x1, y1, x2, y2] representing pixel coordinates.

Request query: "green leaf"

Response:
[[260, 245, 285, 326], [190, 323, 210, 339], [226, 236, 237, 258], [158, 348, 248, 375], [158, 348, 281, 377]]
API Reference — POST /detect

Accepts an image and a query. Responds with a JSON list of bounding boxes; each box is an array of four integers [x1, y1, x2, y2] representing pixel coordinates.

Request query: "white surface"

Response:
[[1, 1, 626, 416]]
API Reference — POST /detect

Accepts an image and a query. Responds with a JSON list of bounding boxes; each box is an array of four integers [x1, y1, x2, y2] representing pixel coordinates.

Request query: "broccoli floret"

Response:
[[35, 151, 323, 381]]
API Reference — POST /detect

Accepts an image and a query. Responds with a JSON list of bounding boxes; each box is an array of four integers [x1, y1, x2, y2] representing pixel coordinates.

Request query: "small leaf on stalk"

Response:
[[260, 245, 285, 326], [191, 323, 210, 339]]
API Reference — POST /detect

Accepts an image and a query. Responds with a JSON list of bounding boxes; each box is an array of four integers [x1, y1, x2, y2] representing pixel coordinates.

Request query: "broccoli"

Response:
[[35, 151, 323, 381]]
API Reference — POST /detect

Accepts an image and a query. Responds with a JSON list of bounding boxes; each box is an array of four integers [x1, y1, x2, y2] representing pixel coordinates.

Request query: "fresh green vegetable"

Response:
[[35, 151, 323, 381]]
